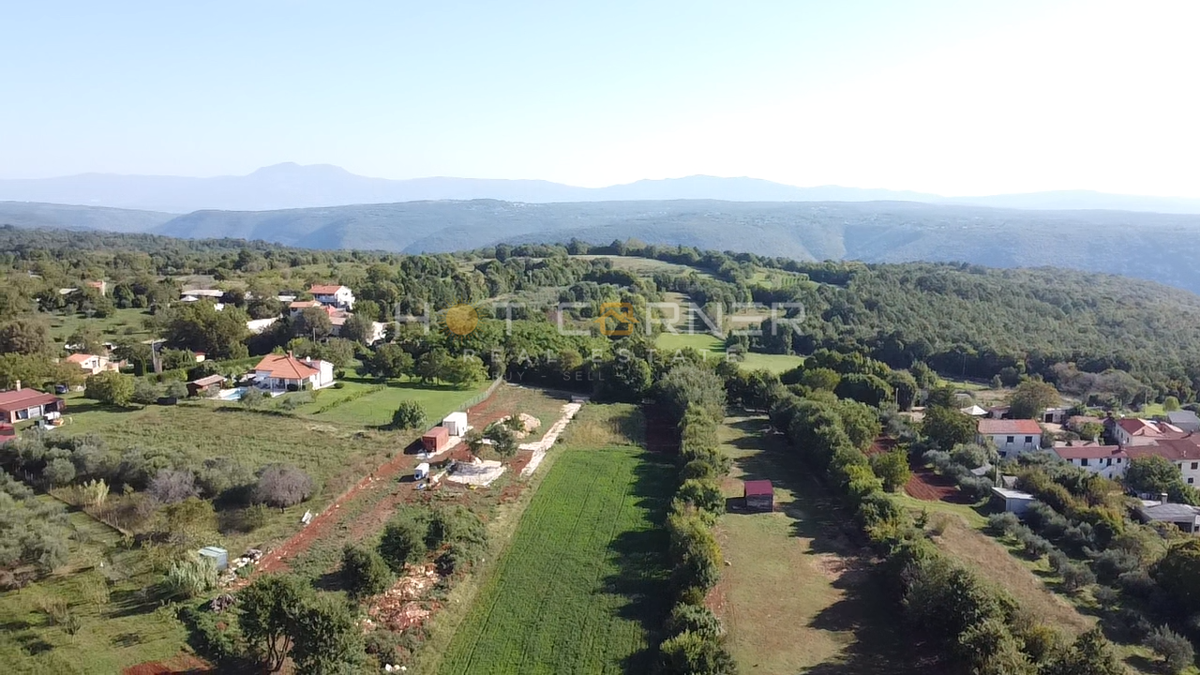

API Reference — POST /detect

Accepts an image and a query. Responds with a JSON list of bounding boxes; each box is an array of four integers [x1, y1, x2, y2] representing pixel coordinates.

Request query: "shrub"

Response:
[[1047, 549, 1071, 574], [658, 630, 737, 675], [254, 465, 314, 508], [1060, 562, 1096, 592], [1147, 625, 1194, 674], [163, 555, 218, 599], [391, 401, 426, 430], [341, 544, 393, 600], [1016, 529, 1053, 558], [379, 509, 431, 572], [665, 603, 724, 639], [425, 505, 488, 572], [1117, 570, 1159, 600], [1111, 607, 1153, 641], [43, 457, 76, 487], [870, 449, 911, 491], [1093, 585, 1120, 607], [1092, 549, 1141, 585], [675, 478, 724, 515], [987, 512, 1020, 535], [148, 468, 199, 504]]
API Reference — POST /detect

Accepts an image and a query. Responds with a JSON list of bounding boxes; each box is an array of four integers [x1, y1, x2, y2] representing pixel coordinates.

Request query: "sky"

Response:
[[2, 0, 1199, 197]]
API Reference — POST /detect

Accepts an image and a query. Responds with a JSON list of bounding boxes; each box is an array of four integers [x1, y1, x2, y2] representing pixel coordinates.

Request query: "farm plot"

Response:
[[436, 445, 674, 675], [307, 381, 490, 427], [654, 332, 803, 374]]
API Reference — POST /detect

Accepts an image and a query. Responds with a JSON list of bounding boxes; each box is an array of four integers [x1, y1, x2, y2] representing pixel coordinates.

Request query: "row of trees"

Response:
[[656, 363, 737, 675]]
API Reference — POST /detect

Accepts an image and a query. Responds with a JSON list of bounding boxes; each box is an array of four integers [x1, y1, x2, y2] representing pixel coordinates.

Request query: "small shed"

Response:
[[442, 412, 469, 437], [422, 427, 450, 453], [187, 374, 225, 398], [1137, 500, 1200, 533], [414, 462, 431, 480], [744, 480, 774, 512], [198, 546, 228, 571], [991, 487, 1035, 515]]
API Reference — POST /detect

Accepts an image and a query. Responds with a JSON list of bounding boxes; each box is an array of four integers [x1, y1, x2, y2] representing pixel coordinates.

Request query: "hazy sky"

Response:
[[3, 0, 1198, 196]]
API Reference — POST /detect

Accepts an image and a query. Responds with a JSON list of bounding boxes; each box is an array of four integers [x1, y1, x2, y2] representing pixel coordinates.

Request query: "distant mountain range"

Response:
[[5, 198, 1200, 296], [3, 163, 1200, 214]]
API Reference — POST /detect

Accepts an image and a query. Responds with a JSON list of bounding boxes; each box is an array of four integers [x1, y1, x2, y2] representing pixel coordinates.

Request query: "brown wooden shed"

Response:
[[744, 479, 774, 512], [422, 426, 450, 453], [186, 374, 225, 398]]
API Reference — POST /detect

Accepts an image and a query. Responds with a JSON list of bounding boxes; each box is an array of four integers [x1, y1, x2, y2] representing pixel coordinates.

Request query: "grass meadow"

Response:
[[655, 331, 803, 374], [435, 410, 672, 674]]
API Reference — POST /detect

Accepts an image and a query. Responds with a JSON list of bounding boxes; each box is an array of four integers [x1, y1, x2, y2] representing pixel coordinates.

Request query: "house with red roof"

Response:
[[309, 284, 355, 310], [64, 352, 118, 375], [977, 418, 1043, 457], [1126, 438, 1200, 487], [0, 386, 64, 424], [1115, 418, 1187, 446], [1051, 442, 1128, 479], [252, 353, 335, 393]]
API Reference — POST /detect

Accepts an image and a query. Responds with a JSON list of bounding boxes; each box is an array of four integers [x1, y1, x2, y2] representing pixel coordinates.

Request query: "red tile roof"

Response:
[[978, 419, 1043, 435], [1127, 438, 1200, 462], [289, 300, 321, 309], [65, 353, 94, 364], [744, 479, 773, 496], [1052, 445, 1126, 460], [253, 354, 319, 380], [0, 389, 62, 412], [309, 284, 345, 295]]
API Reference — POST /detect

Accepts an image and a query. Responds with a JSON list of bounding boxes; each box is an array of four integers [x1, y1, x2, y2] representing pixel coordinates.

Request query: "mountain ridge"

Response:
[[5, 163, 1200, 214]]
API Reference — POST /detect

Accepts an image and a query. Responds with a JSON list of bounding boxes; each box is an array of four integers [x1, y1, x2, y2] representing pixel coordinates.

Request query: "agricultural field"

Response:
[[435, 415, 672, 674], [713, 416, 916, 674], [573, 254, 712, 277], [655, 331, 803, 374]]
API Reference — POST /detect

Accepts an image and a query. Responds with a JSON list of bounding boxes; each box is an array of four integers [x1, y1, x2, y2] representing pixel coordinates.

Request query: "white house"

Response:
[[252, 353, 335, 393], [1051, 443, 1128, 479], [309, 284, 355, 310], [289, 300, 323, 317], [1127, 440, 1200, 486], [246, 317, 279, 335], [1115, 418, 1185, 446], [977, 419, 1043, 457], [64, 353, 119, 375]]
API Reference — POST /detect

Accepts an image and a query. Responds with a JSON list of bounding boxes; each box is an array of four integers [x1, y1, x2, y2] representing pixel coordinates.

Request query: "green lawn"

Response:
[[655, 332, 803, 374], [304, 380, 491, 427], [436, 445, 673, 675]]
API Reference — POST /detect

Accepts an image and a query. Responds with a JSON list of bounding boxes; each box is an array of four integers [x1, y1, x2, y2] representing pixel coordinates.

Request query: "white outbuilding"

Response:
[[442, 412, 469, 437]]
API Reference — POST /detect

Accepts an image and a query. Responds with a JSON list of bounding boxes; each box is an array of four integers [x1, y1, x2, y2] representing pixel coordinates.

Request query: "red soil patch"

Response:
[[864, 436, 898, 457], [905, 464, 973, 503], [122, 654, 210, 675]]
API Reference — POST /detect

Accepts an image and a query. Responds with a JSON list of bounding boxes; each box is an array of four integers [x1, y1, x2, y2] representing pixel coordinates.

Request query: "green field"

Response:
[[304, 380, 490, 427], [46, 307, 155, 345], [655, 332, 803, 374], [436, 445, 673, 675]]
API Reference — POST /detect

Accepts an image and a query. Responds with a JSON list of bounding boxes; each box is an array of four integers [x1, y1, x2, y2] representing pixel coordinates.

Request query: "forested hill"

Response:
[[5, 199, 1200, 295]]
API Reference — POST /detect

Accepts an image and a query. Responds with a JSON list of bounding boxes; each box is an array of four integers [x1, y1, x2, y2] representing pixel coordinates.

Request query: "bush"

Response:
[[1015, 529, 1053, 558], [379, 509, 431, 572], [1093, 584, 1120, 607], [148, 468, 199, 504], [341, 544, 393, 600], [162, 555, 218, 599], [43, 457, 76, 487], [391, 401, 426, 430], [254, 465, 314, 508], [870, 449, 911, 491], [1147, 625, 1194, 674], [658, 630, 737, 675], [1111, 607, 1153, 641], [1060, 562, 1096, 592], [1092, 549, 1141, 585], [665, 603, 724, 639], [1047, 549, 1071, 574], [425, 505, 488, 573], [987, 512, 1020, 535], [1117, 570, 1159, 600]]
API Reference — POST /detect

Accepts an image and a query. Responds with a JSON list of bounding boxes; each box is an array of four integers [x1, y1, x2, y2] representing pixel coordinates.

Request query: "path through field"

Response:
[[712, 416, 922, 675]]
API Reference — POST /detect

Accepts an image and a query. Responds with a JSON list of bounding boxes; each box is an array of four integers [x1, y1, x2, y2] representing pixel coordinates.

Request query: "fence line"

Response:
[[456, 377, 504, 412]]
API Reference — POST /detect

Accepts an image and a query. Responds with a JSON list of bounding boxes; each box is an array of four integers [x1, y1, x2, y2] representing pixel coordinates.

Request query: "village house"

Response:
[[1126, 439, 1200, 486], [309, 284, 355, 310], [977, 418, 1043, 457], [1051, 443, 1127, 479], [65, 352, 119, 375], [1114, 418, 1186, 446], [0, 385, 65, 424], [86, 280, 107, 296], [252, 353, 335, 393], [288, 300, 323, 317]]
